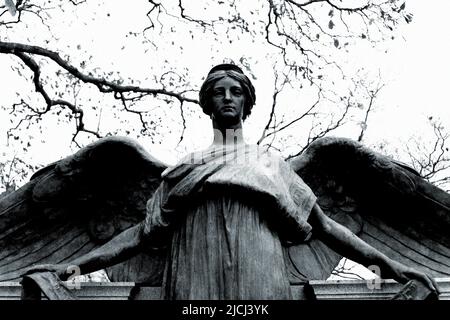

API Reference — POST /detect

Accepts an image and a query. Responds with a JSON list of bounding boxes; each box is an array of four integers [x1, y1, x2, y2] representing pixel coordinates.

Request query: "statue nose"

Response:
[[224, 90, 232, 100]]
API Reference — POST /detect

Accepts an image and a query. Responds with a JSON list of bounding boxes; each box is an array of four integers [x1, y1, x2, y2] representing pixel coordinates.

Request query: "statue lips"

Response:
[[221, 105, 236, 113]]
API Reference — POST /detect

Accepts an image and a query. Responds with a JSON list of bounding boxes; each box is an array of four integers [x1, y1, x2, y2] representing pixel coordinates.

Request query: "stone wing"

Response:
[[0, 136, 167, 283], [285, 137, 450, 281]]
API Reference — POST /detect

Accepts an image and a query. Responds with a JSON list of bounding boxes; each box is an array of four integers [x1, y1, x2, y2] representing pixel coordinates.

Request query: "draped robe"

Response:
[[142, 144, 317, 299]]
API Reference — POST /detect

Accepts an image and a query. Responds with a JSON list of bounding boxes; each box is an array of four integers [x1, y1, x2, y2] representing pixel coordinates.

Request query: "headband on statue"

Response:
[[199, 64, 256, 120]]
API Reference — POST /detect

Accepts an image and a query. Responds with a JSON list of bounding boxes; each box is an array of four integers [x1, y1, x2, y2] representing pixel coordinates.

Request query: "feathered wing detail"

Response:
[[0, 136, 167, 283], [286, 137, 450, 281]]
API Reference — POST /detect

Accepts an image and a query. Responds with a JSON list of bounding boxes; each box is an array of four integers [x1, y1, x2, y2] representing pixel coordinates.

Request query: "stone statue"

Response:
[[0, 64, 448, 300]]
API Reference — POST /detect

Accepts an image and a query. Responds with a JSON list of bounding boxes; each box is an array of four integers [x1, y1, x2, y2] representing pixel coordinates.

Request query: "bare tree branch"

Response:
[[257, 70, 282, 145], [287, 0, 370, 12], [286, 96, 352, 160], [14, 52, 101, 140], [259, 86, 323, 145], [0, 41, 198, 105], [0, 40, 199, 143], [357, 80, 385, 142], [177, 0, 212, 27], [403, 118, 450, 191]]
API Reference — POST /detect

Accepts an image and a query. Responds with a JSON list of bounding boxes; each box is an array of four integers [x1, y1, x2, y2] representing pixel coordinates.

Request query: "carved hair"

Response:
[[199, 64, 256, 120]]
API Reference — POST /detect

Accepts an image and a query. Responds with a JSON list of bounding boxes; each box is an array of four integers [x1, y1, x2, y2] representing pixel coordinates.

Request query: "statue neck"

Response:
[[211, 120, 245, 147]]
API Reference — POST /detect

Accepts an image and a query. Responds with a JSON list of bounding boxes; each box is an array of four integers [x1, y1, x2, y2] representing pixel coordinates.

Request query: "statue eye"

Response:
[[232, 88, 243, 95]]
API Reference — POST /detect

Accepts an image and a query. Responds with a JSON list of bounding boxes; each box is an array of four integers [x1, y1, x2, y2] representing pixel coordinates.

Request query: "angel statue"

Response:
[[0, 64, 448, 300]]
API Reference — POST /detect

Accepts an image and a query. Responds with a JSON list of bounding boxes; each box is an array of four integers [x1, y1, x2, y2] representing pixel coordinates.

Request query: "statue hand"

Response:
[[394, 264, 441, 296], [22, 264, 71, 281]]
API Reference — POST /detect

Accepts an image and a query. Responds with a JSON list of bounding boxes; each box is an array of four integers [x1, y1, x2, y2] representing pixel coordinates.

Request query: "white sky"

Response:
[[0, 1, 448, 159], [1, 0, 449, 168], [365, 0, 450, 138]]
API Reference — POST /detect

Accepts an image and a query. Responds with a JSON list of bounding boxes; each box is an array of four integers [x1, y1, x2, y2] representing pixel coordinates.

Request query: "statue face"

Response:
[[210, 76, 246, 127]]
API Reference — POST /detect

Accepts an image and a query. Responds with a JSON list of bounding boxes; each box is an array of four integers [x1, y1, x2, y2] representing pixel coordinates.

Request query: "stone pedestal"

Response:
[[310, 278, 449, 300], [0, 278, 449, 300]]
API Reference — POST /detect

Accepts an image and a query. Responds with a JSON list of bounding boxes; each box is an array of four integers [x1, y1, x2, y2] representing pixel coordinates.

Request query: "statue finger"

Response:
[[429, 277, 441, 295]]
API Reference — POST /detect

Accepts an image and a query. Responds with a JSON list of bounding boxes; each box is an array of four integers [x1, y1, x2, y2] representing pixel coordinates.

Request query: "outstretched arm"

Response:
[[25, 223, 144, 280], [308, 203, 440, 293]]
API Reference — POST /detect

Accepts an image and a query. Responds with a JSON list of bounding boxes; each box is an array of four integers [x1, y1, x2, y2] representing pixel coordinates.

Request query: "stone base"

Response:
[[310, 278, 449, 300], [1, 278, 449, 300]]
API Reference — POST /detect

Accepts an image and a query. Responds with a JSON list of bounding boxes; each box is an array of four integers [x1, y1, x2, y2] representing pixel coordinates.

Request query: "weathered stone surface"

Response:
[[392, 279, 438, 300], [0, 279, 448, 300], [309, 278, 450, 300], [1, 282, 136, 300], [0, 64, 448, 299]]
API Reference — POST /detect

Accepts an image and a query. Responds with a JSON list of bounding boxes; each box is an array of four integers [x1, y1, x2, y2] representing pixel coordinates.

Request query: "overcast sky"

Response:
[[1, 0, 449, 166], [361, 0, 450, 143]]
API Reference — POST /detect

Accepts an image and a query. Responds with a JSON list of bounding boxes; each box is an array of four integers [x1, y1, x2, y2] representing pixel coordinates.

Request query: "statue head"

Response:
[[199, 63, 256, 121]]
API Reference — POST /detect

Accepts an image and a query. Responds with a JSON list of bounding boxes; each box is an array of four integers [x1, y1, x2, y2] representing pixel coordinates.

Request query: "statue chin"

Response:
[[214, 114, 241, 128]]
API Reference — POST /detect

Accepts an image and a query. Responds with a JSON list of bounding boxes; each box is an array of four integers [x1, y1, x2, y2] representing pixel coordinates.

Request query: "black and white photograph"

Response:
[[0, 0, 448, 310]]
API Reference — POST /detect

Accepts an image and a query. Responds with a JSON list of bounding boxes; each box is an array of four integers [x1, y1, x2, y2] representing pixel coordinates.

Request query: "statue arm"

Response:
[[308, 203, 440, 293], [24, 181, 170, 280], [25, 223, 145, 280], [69, 223, 145, 276]]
